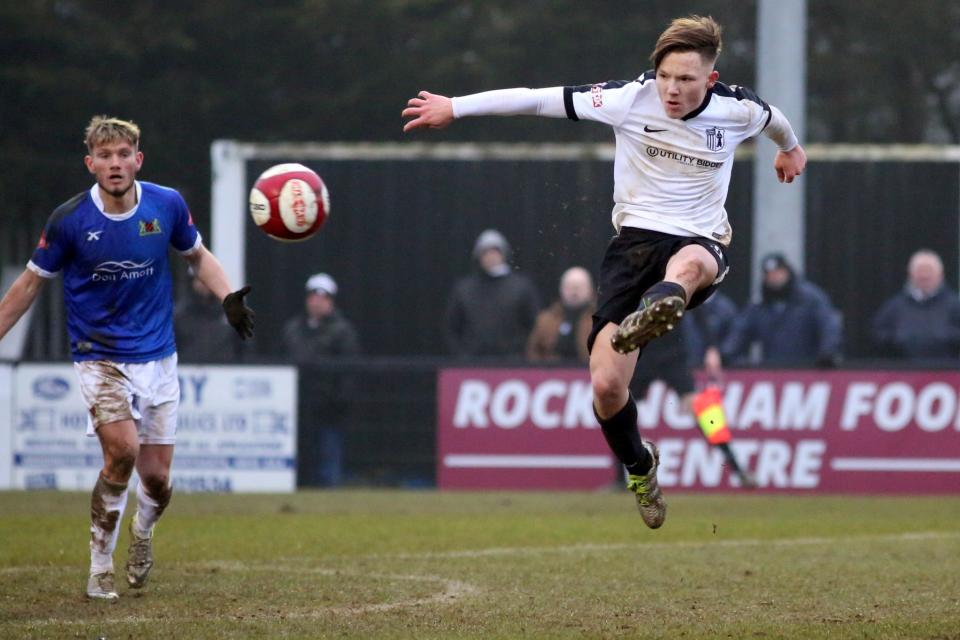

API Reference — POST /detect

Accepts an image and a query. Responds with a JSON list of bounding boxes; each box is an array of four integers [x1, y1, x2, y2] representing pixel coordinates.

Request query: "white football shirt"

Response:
[[452, 72, 792, 246], [565, 72, 771, 244]]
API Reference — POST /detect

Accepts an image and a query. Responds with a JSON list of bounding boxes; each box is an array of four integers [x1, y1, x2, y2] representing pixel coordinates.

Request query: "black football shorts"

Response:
[[587, 227, 729, 353]]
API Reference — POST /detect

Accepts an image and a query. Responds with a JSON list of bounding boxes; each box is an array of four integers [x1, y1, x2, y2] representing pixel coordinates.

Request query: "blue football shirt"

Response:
[[28, 181, 201, 362]]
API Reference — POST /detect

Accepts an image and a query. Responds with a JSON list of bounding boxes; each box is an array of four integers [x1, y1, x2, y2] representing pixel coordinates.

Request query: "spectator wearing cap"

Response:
[[871, 249, 960, 362], [282, 273, 360, 487], [444, 229, 541, 360], [721, 253, 843, 367]]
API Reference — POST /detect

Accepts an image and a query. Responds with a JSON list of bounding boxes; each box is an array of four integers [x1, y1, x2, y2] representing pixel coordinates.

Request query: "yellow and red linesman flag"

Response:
[[691, 386, 732, 445]]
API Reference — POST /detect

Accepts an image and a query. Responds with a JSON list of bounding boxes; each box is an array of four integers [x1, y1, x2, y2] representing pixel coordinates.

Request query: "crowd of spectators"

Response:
[[433, 236, 960, 368], [175, 231, 960, 374]]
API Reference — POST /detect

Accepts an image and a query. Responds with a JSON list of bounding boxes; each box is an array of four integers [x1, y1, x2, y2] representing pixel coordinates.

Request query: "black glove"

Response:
[[222, 286, 255, 340]]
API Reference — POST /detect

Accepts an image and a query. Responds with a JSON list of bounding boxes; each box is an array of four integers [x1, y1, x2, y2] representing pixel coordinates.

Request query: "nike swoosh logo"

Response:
[[644, 125, 667, 133]]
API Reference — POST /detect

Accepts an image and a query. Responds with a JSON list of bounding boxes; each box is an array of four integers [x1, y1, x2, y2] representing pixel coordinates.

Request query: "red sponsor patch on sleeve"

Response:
[[591, 84, 603, 108]]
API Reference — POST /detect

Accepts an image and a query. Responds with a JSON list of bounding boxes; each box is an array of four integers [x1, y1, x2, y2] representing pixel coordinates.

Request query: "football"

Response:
[[248, 163, 329, 241]]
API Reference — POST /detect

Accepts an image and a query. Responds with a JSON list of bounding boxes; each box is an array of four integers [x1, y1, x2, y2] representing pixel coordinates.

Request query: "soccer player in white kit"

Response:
[[403, 15, 806, 528], [0, 116, 255, 598]]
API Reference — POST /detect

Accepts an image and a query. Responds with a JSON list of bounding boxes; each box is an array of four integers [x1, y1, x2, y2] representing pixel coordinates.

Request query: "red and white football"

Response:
[[248, 163, 329, 241]]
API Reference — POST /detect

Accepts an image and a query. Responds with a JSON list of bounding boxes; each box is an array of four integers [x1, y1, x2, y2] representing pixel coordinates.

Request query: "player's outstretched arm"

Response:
[[0, 269, 46, 342], [184, 246, 255, 339], [402, 91, 454, 132], [774, 144, 807, 184], [185, 245, 233, 300]]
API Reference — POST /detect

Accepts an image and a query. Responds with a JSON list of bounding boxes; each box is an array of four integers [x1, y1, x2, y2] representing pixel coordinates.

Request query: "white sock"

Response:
[[89, 474, 128, 575], [134, 480, 171, 538]]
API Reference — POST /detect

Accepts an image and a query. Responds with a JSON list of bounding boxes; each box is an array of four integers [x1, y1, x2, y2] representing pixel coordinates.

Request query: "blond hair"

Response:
[[650, 15, 723, 71], [84, 115, 140, 151]]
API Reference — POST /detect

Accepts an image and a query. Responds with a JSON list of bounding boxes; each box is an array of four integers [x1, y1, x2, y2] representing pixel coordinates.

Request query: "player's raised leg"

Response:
[[87, 420, 139, 600], [590, 326, 665, 528], [611, 244, 719, 354]]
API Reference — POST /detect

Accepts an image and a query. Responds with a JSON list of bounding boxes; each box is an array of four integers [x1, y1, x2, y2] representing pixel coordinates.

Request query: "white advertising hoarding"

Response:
[[11, 363, 297, 492]]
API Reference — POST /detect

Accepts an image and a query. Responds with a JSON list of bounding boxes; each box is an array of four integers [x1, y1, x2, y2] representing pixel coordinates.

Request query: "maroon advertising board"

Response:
[[437, 368, 960, 493]]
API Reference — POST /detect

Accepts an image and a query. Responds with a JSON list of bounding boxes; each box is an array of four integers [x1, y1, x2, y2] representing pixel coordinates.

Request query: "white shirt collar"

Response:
[[90, 181, 142, 221]]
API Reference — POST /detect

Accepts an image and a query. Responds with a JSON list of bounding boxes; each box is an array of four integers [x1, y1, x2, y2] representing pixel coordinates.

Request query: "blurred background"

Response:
[[3, 0, 960, 487]]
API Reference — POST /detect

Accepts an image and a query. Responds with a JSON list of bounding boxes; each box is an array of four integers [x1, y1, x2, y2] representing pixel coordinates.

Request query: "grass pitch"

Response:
[[1, 490, 958, 639]]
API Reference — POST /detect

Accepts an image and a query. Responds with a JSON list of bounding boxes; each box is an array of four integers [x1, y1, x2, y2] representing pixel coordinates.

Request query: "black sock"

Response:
[[640, 281, 687, 308], [596, 397, 652, 475]]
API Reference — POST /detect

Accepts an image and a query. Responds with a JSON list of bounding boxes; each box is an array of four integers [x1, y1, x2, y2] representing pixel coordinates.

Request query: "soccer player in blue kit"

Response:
[[403, 16, 806, 528], [0, 116, 255, 599]]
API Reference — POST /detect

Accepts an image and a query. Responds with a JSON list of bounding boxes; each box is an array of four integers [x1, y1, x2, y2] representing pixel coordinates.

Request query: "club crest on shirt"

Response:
[[705, 127, 726, 152], [139, 218, 162, 236]]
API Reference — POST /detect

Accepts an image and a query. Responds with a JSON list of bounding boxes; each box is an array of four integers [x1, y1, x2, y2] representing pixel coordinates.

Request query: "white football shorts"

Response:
[[75, 354, 180, 445]]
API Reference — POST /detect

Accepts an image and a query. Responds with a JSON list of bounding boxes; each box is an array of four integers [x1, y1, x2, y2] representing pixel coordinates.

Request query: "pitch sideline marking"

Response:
[[2, 529, 957, 577], [190, 562, 481, 615], [369, 530, 960, 560], [5, 567, 479, 627]]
